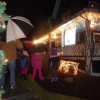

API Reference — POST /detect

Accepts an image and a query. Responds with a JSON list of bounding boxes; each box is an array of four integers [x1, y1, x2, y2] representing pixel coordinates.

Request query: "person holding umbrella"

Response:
[[0, 40, 23, 89]]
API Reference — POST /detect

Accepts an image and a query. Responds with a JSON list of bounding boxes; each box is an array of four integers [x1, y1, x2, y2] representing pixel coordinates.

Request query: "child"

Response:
[[31, 51, 44, 81], [21, 50, 29, 80], [49, 46, 60, 82]]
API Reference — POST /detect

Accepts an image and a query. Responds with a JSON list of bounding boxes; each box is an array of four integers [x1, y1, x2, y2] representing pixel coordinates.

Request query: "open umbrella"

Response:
[[0, 16, 34, 42], [23, 42, 49, 53], [29, 43, 50, 53]]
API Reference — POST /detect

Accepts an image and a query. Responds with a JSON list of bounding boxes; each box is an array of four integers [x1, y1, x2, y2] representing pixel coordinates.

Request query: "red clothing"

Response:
[[31, 53, 42, 67], [21, 67, 28, 75], [31, 52, 44, 80]]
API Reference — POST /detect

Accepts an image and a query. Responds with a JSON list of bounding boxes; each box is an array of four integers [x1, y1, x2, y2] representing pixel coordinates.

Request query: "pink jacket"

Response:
[[31, 53, 42, 68]]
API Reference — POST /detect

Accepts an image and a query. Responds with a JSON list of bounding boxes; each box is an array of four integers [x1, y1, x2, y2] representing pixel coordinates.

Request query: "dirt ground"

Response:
[[36, 71, 100, 100]]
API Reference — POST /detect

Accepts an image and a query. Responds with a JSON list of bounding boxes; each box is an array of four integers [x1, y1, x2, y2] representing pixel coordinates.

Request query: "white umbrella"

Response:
[[2, 16, 34, 42]]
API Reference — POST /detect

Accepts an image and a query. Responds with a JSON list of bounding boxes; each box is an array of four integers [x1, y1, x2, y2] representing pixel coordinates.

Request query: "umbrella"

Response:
[[38, 43, 49, 52], [24, 43, 49, 53], [23, 41, 33, 49], [23, 41, 33, 53], [30, 43, 49, 53], [0, 16, 34, 42]]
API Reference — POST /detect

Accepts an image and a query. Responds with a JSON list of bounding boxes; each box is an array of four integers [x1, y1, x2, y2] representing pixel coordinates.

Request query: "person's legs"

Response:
[[21, 67, 28, 80], [51, 60, 59, 82], [8, 59, 16, 87], [51, 68, 58, 82], [0, 65, 6, 87], [51, 69, 55, 82], [54, 70, 58, 82], [31, 66, 37, 80], [22, 67, 28, 75], [38, 67, 44, 80]]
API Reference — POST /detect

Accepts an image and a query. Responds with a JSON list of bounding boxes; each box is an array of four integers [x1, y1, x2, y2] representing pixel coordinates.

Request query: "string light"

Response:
[[58, 60, 79, 75]]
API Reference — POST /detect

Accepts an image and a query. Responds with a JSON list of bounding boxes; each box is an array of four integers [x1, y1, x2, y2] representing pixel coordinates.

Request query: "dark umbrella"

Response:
[[23, 41, 33, 54], [10, 16, 34, 35], [29, 43, 49, 53]]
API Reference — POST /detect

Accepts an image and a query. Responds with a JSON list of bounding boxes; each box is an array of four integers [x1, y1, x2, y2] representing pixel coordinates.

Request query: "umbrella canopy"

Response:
[[0, 16, 34, 42], [22, 41, 33, 53], [29, 43, 50, 53], [23, 41, 33, 49], [23, 42, 49, 53]]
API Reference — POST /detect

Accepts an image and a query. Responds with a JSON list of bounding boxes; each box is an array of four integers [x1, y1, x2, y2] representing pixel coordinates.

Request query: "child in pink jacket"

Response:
[[31, 52, 44, 81]]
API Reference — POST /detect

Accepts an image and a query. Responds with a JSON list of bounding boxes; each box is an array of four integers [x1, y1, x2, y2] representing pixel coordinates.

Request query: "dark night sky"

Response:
[[4, 0, 55, 27], [2, 0, 56, 39], [2, 0, 100, 39]]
